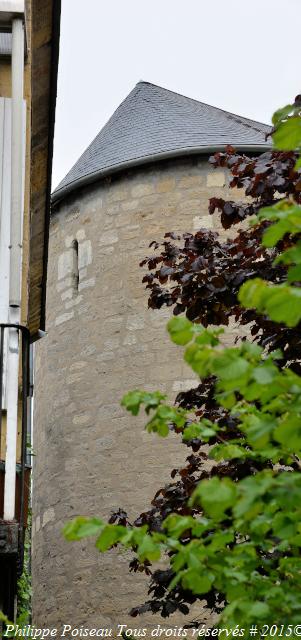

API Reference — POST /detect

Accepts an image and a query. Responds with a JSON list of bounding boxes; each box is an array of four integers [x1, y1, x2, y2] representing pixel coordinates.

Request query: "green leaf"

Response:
[[164, 514, 196, 538], [137, 535, 161, 562], [184, 344, 214, 377], [191, 477, 237, 521], [248, 602, 270, 618], [183, 421, 216, 442], [121, 390, 145, 415], [273, 117, 301, 150], [156, 405, 180, 421], [262, 219, 292, 247], [272, 513, 297, 540], [287, 264, 301, 283], [195, 327, 223, 346], [217, 390, 237, 409], [274, 415, 301, 452], [265, 286, 301, 326], [239, 279, 301, 327], [213, 351, 250, 381], [95, 524, 127, 551], [238, 278, 267, 311], [182, 569, 214, 595], [167, 316, 195, 345], [257, 198, 297, 219], [260, 204, 301, 247], [272, 104, 293, 127], [121, 390, 166, 416], [207, 530, 234, 551], [244, 414, 275, 449], [252, 364, 277, 384], [210, 443, 246, 461], [234, 472, 275, 518], [241, 341, 263, 358], [146, 415, 170, 437], [275, 241, 301, 266], [63, 517, 104, 541], [249, 514, 271, 537]]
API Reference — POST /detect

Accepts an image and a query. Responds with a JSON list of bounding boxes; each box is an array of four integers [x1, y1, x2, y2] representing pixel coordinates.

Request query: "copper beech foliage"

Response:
[[106, 147, 301, 622]]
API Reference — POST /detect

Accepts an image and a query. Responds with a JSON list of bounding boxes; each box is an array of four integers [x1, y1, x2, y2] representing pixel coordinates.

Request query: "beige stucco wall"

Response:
[[32, 156, 239, 631]]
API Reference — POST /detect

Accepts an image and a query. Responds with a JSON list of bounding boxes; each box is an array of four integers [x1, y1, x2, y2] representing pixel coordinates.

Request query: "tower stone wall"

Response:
[[32, 156, 239, 630]]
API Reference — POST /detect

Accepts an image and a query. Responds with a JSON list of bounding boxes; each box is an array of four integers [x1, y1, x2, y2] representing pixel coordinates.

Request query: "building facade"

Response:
[[32, 82, 270, 629], [0, 0, 60, 621]]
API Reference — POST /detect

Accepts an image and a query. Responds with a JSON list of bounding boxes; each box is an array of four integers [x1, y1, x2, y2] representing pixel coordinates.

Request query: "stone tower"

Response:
[[32, 82, 270, 629]]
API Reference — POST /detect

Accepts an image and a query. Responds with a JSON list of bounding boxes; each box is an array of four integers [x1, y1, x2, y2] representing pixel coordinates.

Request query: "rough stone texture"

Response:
[[32, 156, 245, 630]]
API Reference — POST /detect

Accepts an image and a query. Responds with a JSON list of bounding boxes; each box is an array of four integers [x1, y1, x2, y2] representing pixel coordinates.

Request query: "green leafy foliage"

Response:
[[273, 116, 301, 151], [63, 516, 104, 540], [239, 278, 301, 327], [121, 390, 166, 416], [16, 509, 32, 627], [272, 95, 301, 157], [167, 316, 223, 346], [64, 517, 163, 563], [122, 389, 188, 436]]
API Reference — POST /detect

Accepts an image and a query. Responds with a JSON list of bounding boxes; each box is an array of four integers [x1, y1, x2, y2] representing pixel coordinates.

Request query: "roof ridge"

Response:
[[136, 80, 271, 133]]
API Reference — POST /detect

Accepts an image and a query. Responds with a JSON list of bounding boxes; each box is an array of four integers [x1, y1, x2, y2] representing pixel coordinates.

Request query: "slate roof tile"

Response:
[[53, 81, 271, 202]]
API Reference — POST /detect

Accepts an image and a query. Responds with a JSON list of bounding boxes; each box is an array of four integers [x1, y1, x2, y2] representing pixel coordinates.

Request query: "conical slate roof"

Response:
[[52, 81, 271, 204]]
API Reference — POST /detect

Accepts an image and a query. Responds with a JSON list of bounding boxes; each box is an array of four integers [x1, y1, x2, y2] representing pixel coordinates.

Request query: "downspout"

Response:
[[3, 16, 24, 521], [9, 17, 24, 308]]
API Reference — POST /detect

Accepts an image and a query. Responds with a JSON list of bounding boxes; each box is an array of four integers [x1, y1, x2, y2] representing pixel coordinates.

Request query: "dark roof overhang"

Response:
[[28, 0, 61, 336], [52, 142, 271, 208]]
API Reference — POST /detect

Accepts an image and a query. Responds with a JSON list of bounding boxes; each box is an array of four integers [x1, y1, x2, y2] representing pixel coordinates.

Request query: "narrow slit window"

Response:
[[72, 240, 79, 293]]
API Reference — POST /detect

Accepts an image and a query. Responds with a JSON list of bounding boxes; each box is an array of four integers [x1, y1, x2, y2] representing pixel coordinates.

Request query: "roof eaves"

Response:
[[52, 142, 271, 208], [28, 0, 61, 336]]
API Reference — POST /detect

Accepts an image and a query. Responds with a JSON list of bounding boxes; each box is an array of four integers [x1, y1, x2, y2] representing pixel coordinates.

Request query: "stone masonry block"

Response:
[[126, 314, 145, 330], [193, 214, 214, 230], [57, 250, 74, 280], [156, 177, 176, 193], [99, 230, 118, 246], [206, 171, 225, 187], [78, 239, 92, 269], [178, 175, 204, 189], [76, 228, 86, 242], [55, 311, 74, 326], [131, 183, 155, 198]]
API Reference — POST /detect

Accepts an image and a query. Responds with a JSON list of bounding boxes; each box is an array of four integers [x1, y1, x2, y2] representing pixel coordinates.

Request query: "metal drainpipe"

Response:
[[3, 16, 24, 521], [9, 17, 24, 309]]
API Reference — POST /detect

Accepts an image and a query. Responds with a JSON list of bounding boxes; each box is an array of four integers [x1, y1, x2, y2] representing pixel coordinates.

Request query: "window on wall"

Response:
[[72, 239, 79, 293]]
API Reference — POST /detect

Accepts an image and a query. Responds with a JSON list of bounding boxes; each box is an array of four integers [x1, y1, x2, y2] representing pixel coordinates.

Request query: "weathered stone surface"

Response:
[[178, 175, 204, 189], [0, 522, 19, 555], [206, 170, 225, 187], [156, 177, 176, 193], [54, 311, 74, 326], [33, 157, 237, 630], [131, 183, 155, 198], [193, 214, 214, 230]]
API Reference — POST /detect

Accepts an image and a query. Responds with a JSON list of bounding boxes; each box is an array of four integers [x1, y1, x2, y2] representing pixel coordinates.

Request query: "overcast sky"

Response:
[[52, 0, 301, 190]]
